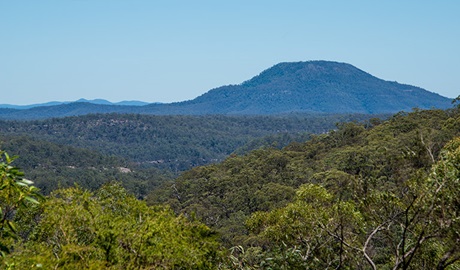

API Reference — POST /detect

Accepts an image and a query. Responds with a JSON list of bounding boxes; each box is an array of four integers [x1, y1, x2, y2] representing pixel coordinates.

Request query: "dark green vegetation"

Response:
[[1, 107, 460, 268], [0, 150, 42, 257], [1, 162, 223, 269], [0, 134, 171, 197], [148, 107, 460, 268], [0, 61, 452, 120], [0, 113, 379, 173]]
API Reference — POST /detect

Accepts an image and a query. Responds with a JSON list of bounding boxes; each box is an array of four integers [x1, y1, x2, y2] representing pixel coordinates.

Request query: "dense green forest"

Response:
[[1, 107, 460, 268], [0, 113, 381, 199], [0, 160, 222, 269], [148, 107, 460, 268], [0, 135, 171, 197], [0, 113, 381, 172]]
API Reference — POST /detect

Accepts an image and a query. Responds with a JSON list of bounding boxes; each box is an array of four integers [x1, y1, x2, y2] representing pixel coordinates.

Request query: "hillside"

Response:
[[148, 107, 460, 249], [0, 134, 171, 197], [0, 113, 379, 172], [2, 107, 460, 268], [173, 61, 452, 114], [0, 61, 452, 119]]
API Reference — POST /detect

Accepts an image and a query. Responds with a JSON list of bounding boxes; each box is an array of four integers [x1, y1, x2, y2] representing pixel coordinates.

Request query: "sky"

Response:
[[1, 0, 459, 105]]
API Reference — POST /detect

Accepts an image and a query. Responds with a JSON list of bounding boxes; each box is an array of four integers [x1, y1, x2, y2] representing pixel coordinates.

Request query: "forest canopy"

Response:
[[1, 107, 460, 269]]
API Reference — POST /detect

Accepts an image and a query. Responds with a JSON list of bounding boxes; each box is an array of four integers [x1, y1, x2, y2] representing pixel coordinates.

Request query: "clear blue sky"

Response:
[[1, 0, 459, 105]]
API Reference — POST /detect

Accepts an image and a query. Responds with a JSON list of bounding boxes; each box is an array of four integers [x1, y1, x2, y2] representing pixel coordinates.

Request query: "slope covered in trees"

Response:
[[180, 61, 452, 114], [148, 107, 460, 268], [1, 107, 460, 269], [0, 134, 171, 197], [0, 113, 379, 172], [0, 162, 223, 269]]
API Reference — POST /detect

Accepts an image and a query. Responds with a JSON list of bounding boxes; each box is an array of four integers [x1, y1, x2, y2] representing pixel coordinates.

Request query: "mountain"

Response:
[[75, 98, 151, 106], [0, 99, 150, 110], [0, 103, 137, 120], [115, 100, 152, 106], [0, 61, 453, 119], [163, 61, 451, 114], [0, 101, 68, 110]]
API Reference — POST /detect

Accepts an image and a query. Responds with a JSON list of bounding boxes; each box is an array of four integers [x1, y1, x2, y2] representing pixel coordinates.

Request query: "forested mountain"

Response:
[[0, 61, 452, 120], [0, 113, 381, 172], [172, 61, 452, 114]]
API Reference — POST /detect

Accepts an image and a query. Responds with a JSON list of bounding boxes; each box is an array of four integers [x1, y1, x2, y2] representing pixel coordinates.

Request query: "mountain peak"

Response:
[[75, 98, 112, 105], [242, 61, 372, 87], [191, 60, 451, 114]]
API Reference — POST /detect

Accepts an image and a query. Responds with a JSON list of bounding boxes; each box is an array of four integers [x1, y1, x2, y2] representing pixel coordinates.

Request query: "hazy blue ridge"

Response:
[[0, 61, 453, 120], [0, 101, 67, 110], [178, 61, 452, 114], [0, 99, 150, 110]]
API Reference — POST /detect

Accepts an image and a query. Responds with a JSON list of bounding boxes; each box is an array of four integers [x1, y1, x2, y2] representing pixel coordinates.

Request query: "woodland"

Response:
[[0, 113, 378, 194], [1, 105, 460, 269]]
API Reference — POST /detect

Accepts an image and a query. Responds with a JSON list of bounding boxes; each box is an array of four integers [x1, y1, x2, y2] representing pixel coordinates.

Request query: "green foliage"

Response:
[[0, 113, 384, 172], [244, 184, 363, 269], [147, 147, 303, 246], [236, 138, 460, 269], [148, 108, 460, 268], [2, 108, 460, 268], [6, 183, 223, 269], [0, 135, 172, 198], [233, 132, 311, 155], [423, 137, 460, 269], [0, 150, 42, 259]]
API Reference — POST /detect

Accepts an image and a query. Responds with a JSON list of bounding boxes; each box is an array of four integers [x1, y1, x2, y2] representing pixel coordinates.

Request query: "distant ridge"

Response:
[[0, 101, 67, 110], [167, 61, 451, 114], [0, 99, 150, 110], [0, 61, 453, 119], [75, 99, 152, 106]]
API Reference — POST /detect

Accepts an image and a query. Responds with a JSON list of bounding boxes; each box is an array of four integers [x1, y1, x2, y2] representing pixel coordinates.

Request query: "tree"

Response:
[[243, 137, 460, 269], [6, 183, 224, 269], [0, 150, 41, 259], [245, 183, 364, 269]]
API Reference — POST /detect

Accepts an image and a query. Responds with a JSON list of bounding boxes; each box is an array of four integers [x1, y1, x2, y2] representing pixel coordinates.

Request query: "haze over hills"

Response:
[[0, 98, 150, 109], [0, 61, 452, 119], [170, 61, 452, 114]]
